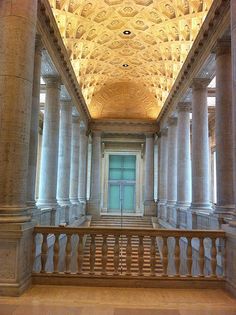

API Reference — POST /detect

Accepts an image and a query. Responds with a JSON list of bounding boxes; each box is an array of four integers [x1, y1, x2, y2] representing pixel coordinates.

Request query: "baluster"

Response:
[[221, 237, 226, 277], [174, 237, 180, 276], [150, 236, 156, 276], [126, 235, 132, 275], [65, 234, 72, 274], [41, 233, 48, 273], [138, 235, 144, 276], [53, 233, 60, 273], [77, 234, 84, 274], [211, 237, 217, 277], [102, 235, 108, 275], [32, 233, 36, 272], [198, 237, 205, 277], [162, 236, 168, 276], [113, 235, 120, 275], [186, 237, 192, 277], [90, 234, 96, 275]]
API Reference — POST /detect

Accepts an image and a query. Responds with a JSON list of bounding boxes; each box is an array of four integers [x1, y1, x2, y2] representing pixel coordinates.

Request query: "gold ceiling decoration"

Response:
[[49, 0, 213, 119]]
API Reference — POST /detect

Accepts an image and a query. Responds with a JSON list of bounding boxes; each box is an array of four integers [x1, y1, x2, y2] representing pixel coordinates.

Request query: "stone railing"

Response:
[[32, 226, 226, 287]]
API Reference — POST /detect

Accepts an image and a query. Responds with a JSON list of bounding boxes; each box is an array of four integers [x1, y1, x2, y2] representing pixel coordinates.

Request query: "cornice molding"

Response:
[[37, 0, 90, 125], [157, 0, 230, 123], [89, 119, 158, 135]]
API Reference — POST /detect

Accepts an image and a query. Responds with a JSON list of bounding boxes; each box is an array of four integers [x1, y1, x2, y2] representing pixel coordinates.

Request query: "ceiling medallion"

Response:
[[123, 30, 131, 35]]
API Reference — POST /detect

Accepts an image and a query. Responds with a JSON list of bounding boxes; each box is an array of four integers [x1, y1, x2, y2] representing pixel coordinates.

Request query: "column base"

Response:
[[157, 200, 167, 220], [36, 203, 60, 226], [0, 221, 35, 296], [0, 206, 31, 223], [166, 201, 177, 226], [143, 200, 156, 216], [175, 203, 191, 229], [214, 204, 235, 215], [78, 199, 87, 216], [87, 199, 101, 217]]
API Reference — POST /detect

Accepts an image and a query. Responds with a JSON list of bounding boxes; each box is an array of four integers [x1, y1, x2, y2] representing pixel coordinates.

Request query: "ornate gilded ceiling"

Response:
[[49, 0, 213, 119]]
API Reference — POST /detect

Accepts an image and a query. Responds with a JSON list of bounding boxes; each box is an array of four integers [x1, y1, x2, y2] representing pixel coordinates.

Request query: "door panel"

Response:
[[108, 184, 120, 211], [108, 154, 136, 213], [123, 184, 135, 212]]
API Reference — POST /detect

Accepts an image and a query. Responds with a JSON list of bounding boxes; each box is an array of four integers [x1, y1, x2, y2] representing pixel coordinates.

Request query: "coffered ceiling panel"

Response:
[[48, 0, 213, 119]]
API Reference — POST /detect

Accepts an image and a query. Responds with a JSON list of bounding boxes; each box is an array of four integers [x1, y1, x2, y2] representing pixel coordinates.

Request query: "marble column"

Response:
[[144, 134, 156, 216], [231, 0, 236, 225], [37, 76, 61, 210], [166, 117, 178, 223], [215, 40, 234, 214], [69, 116, 80, 204], [158, 127, 168, 219], [78, 124, 88, 214], [191, 78, 211, 211], [88, 131, 102, 216], [57, 99, 72, 206], [175, 103, 192, 228], [27, 35, 43, 209], [0, 0, 37, 223], [0, 0, 37, 296]]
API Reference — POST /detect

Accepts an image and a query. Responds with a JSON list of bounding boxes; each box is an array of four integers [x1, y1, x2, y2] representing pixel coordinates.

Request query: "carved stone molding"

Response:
[[89, 119, 158, 135], [37, 0, 90, 125], [177, 102, 191, 112]]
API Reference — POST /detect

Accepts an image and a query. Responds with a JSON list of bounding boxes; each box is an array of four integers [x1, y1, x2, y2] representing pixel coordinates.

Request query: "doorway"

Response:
[[108, 155, 136, 213]]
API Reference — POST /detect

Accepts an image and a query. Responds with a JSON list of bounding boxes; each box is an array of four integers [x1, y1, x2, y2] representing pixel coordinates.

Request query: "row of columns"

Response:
[[158, 39, 235, 224], [36, 74, 88, 215]]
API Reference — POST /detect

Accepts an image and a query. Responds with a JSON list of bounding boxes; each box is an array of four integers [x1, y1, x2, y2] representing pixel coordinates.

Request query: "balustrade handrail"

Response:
[[34, 225, 226, 238]]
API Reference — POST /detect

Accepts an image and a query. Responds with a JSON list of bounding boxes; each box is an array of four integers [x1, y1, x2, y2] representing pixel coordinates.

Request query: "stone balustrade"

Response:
[[32, 226, 226, 287]]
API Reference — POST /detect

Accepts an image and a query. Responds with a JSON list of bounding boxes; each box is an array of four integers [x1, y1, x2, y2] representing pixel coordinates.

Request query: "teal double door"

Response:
[[108, 155, 136, 213]]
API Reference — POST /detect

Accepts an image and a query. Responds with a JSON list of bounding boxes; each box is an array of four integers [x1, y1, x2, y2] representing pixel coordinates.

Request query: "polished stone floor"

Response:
[[0, 285, 236, 315]]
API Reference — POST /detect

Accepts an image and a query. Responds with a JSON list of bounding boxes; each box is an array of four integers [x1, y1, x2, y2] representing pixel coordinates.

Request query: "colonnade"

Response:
[[156, 39, 235, 228], [35, 72, 89, 223]]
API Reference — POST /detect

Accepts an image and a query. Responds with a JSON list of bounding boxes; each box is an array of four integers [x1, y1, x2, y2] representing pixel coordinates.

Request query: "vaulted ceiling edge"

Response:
[[48, 0, 213, 119]]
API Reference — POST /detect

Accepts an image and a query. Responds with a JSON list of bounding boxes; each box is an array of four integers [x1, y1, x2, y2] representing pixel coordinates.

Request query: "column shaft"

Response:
[[167, 117, 178, 205], [144, 135, 154, 202], [89, 132, 101, 209], [27, 35, 43, 207], [158, 128, 168, 219], [69, 116, 80, 204], [57, 100, 72, 205], [158, 128, 168, 203], [37, 76, 61, 207], [78, 126, 88, 207], [176, 103, 191, 206], [144, 134, 155, 216], [0, 0, 37, 222], [231, 0, 236, 223], [215, 40, 234, 213], [191, 78, 211, 210]]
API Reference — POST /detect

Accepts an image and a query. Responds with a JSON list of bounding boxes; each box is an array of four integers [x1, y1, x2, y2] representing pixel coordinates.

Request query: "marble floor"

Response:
[[0, 285, 236, 315]]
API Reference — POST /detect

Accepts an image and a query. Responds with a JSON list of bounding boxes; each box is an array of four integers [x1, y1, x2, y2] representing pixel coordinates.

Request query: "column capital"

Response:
[[177, 102, 191, 112], [216, 38, 231, 57], [80, 123, 87, 135], [72, 115, 80, 124], [92, 130, 102, 137], [43, 75, 61, 89], [60, 98, 72, 108], [145, 132, 154, 139], [167, 116, 177, 126], [35, 34, 43, 53], [191, 78, 211, 89], [160, 127, 168, 136]]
